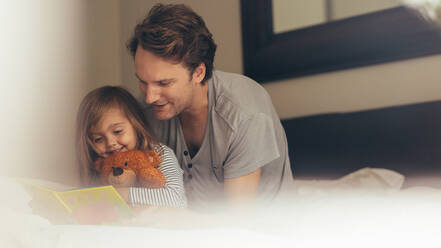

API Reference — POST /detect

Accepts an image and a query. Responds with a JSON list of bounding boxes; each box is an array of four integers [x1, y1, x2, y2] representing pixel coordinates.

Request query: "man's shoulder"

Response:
[[211, 71, 276, 129], [212, 70, 266, 96]]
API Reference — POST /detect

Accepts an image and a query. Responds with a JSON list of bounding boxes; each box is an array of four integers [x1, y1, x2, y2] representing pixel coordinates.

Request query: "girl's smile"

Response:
[[89, 106, 138, 158], [106, 145, 128, 156]]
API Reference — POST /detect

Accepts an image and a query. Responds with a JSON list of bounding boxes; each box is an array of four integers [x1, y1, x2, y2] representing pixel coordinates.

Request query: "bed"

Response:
[[2, 101, 441, 247], [281, 99, 441, 187]]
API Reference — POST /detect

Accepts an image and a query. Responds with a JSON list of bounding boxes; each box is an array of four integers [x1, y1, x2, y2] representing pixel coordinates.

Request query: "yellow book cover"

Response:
[[17, 178, 134, 225]]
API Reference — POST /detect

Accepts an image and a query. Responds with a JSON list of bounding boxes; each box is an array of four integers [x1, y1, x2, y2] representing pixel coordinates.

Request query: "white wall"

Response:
[[0, 0, 121, 185]]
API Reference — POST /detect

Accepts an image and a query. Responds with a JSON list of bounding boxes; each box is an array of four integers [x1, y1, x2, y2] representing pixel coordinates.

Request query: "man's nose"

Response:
[[144, 85, 160, 104]]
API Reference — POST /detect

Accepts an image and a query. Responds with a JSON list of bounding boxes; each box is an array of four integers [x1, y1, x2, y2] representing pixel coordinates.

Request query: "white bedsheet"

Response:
[[2, 168, 441, 248]]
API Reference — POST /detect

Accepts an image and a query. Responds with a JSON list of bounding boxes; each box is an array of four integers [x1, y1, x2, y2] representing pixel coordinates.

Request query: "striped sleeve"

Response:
[[129, 144, 187, 208]]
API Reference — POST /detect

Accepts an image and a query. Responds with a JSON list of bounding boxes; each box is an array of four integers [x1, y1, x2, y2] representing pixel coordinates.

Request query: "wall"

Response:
[[0, 0, 121, 185], [87, 0, 122, 85], [266, 53, 441, 119]]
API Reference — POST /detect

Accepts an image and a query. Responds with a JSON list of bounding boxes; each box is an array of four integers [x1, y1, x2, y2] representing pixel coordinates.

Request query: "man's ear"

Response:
[[192, 63, 206, 84]]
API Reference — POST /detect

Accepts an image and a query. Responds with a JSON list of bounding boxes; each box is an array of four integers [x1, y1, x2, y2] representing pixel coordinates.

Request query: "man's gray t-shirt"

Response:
[[144, 71, 292, 210]]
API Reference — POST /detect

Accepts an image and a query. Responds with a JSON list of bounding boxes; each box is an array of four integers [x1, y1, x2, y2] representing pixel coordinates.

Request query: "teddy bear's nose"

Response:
[[112, 167, 123, 176]]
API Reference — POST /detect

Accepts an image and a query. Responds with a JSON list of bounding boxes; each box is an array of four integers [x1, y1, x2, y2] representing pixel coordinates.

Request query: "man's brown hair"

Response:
[[127, 3, 217, 83]]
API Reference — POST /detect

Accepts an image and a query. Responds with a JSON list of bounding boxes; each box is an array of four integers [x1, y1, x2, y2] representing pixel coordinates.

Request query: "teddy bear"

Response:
[[94, 150, 166, 188]]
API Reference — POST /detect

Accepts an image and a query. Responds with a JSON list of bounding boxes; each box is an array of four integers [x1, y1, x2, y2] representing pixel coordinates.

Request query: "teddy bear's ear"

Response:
[[146, 150, 161, 168], [94, 158, 104, 172]]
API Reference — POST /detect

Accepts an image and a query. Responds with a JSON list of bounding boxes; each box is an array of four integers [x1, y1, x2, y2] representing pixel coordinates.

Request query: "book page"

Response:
[[17, 178, 133, 225], [17, 178, 74, 224], [58, 186, 134, 225]]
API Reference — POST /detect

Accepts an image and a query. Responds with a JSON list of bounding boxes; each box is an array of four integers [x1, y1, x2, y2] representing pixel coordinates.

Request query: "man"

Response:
[[127, 3, 292, 210]]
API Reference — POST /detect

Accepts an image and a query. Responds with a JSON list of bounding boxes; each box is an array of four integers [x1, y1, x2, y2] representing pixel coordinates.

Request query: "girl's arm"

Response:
[[128, 144, 187, 208]]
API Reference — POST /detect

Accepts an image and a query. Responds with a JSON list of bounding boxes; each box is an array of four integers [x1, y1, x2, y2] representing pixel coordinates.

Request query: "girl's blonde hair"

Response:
[[76, 86, 158, 186]]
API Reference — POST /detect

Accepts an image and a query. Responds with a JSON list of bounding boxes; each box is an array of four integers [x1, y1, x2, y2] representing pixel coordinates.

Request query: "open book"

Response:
[[17, 178, 134, 225]]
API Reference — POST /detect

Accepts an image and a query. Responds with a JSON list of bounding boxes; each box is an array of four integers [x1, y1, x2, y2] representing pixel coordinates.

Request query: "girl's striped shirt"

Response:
[[129, 144, 187, 208]]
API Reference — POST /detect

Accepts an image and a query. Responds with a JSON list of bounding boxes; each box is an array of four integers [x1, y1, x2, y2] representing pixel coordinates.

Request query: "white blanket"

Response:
[[2, 168, 441, 248]]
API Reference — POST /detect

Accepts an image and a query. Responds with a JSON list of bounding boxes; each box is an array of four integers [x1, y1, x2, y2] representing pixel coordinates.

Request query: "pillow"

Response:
[[278, 167, 404, 198]]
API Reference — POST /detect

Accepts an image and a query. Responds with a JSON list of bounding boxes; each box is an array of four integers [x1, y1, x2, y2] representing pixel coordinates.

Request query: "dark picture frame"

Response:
[[241, 0, 441, 83]]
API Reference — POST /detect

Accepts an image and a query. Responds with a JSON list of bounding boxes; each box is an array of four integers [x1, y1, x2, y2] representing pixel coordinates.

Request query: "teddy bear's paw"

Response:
[[138, 167, 166, 188]]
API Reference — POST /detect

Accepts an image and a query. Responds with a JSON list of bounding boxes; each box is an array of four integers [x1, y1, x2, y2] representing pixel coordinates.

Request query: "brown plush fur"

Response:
[[94, 150, 165, 188]]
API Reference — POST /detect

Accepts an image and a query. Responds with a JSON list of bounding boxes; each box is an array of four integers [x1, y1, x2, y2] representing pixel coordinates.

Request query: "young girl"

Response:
[[76, 86, 186, 208]]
